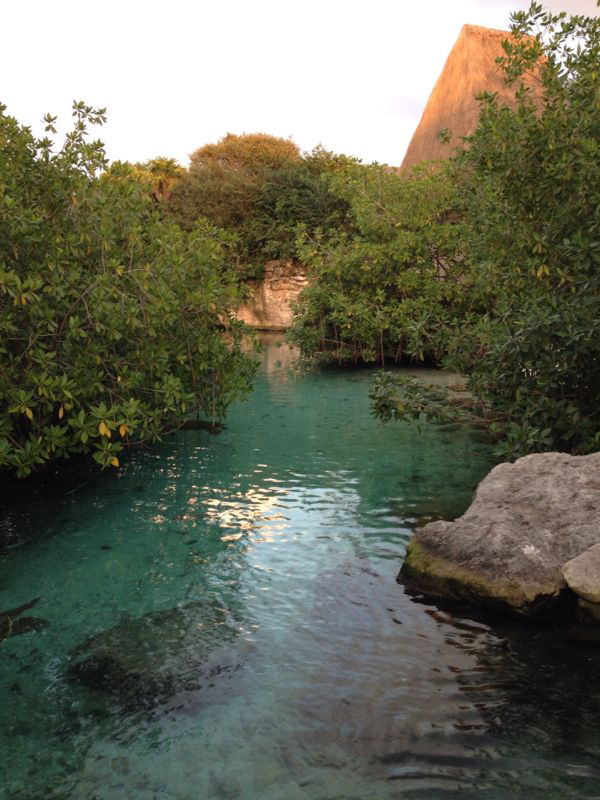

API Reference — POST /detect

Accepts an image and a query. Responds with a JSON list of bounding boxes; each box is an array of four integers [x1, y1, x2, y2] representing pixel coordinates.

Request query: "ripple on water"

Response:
[[2, 338, 600, 799]]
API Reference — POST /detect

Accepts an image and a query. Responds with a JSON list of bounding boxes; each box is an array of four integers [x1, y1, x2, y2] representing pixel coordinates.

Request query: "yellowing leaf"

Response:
[[25, 406, 33, 420], [110, 457, 120, 468], [98, 421, 111, 437], [119, 424, 128, 437], [58, 405, 64, 419], [21, 294, 27, 305], [536, 264, 549, 278]]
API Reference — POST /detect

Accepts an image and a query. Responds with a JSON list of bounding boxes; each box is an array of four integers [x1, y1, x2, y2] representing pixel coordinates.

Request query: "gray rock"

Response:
[[562, 544, 600, 604], [575, 598, 600, 624], [400, 452, 600, 616]]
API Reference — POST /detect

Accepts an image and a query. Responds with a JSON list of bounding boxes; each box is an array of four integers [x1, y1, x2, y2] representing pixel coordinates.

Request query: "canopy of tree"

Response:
[[167, 135, 356, 276], [0, 103, 256, 477], [288, 161, 470, 365], [189, 132, 301, 174]]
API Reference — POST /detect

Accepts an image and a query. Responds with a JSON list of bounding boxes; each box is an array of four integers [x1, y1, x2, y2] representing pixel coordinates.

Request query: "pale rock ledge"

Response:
[[236, 259, 307, 331], [400, 452, 600, 620]]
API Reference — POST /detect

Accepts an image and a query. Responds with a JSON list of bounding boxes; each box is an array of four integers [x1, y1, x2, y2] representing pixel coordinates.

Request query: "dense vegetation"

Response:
[[290, 3, 600, 459], [2, 3, 597, 475], [167, 134, 356, 277], [288, 161, 473, 365], [448, 3, 600, 458], [0, 103, 256, 476]]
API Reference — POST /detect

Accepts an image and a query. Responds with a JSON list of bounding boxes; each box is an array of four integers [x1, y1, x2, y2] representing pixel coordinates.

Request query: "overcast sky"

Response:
[[2, 0, 598, 167]]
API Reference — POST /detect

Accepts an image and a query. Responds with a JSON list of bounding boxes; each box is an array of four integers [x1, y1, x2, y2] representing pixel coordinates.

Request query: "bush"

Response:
[[0, 103, 256, 476], [288, 161, 473, 364], [371, 3, 600, 458], [453, 3, 600, 456], [167, 132, 301, 252], [167, 139, 356, 275]]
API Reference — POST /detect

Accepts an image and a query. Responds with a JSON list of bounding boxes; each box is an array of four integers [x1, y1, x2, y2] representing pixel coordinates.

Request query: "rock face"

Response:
[[236, 259, 307, 330], [401, 24, 541, 170], [400, 452, 600, 618]]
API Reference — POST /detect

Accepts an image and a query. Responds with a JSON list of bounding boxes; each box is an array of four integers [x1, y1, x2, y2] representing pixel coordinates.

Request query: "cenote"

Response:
[[2, 336, 600, 800]]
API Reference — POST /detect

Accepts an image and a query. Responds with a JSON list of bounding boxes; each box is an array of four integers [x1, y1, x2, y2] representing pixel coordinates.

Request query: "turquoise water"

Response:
[[2, 338, 600, 799]]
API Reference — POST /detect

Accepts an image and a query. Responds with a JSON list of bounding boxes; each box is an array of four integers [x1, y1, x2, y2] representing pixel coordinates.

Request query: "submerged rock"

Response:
[[68, 600, 239, 707], [0, 596, 48, 644], [0, 615, 11, 644], [400, 452, 600, 619], [9, 616, 48, 635]]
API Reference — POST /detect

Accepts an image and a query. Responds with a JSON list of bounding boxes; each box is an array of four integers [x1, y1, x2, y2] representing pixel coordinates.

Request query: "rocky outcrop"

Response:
[[401, 24, 541, 170], [400, 452, 600, 619], [236, 259, 307, 330]]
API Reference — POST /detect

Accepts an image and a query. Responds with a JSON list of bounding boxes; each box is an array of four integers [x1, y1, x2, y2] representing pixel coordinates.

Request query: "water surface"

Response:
[[2, 337, 600, 799]]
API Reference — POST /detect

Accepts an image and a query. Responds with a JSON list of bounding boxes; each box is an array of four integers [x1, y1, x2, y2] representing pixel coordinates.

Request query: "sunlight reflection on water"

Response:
[[2, 336, 600, 799]]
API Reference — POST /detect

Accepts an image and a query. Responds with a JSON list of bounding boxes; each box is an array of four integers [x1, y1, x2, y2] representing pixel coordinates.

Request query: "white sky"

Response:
[[1, 0, 598, 167]]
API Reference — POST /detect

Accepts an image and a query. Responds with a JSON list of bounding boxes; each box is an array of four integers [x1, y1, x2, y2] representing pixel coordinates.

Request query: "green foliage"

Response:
[[451, 3, 600, 457], [167, 138, 356, 276], [132, 156, 184, 203], [0, 103, 256, 477], [242, 150, 356, 263], [371, 3, 600, 459], [167, 132, 301, 245], [189, 132, 301, 174], [288, 161, 472, 364], [370, 372, 465, 426]]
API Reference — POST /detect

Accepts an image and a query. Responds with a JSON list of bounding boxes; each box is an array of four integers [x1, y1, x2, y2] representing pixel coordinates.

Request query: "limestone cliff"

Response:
[[236, 260, 307, 331]]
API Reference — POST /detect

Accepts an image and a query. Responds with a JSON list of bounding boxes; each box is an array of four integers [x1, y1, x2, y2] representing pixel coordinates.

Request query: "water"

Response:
[[2, 337, 600, 800]]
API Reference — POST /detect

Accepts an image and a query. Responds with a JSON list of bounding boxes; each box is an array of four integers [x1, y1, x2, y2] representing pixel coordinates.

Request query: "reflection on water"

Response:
[[1, 337, 600, 799]]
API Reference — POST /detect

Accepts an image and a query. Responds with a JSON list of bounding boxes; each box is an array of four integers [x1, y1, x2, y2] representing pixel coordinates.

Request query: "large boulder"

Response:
[[400, 452, 600, 618]]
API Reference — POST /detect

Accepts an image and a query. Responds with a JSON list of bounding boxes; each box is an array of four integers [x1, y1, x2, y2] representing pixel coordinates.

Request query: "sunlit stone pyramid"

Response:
[[401, 24, 533, 169]]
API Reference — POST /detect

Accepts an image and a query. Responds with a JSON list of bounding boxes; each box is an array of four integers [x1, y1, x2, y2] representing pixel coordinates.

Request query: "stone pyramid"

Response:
[[401, 24, 534, 169]]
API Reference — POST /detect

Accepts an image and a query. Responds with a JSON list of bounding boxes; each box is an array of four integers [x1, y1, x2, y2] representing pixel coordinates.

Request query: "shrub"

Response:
[[0, 103, 256, 476]]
